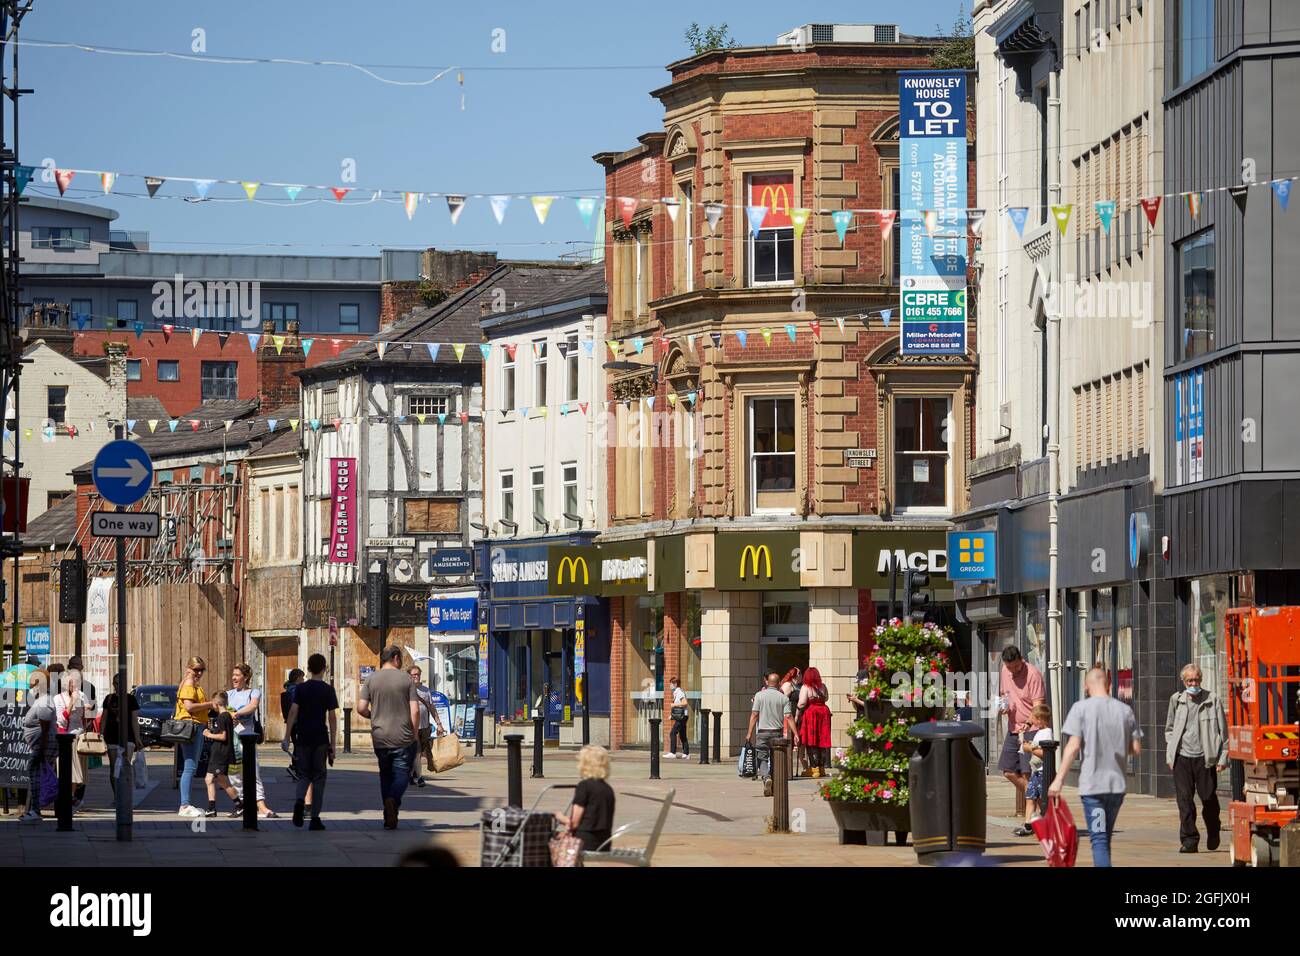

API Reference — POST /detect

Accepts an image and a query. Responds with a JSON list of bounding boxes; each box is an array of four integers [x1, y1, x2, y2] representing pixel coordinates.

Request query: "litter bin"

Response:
[[908, 720, 986, 864]]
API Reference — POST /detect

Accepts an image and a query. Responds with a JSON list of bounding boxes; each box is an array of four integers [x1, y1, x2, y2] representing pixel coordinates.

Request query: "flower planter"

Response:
[[827, 798, 910, 847]]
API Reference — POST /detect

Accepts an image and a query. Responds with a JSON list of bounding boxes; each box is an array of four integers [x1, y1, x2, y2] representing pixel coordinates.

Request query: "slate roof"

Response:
[[126, 395, 169, 422], [21, 493, 77, 548], [300, 261, 604, 381], [247, 425, 302, 459]]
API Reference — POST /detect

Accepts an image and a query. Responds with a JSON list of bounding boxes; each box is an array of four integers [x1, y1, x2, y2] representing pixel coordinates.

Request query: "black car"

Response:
[[134, 684, 177, 748]]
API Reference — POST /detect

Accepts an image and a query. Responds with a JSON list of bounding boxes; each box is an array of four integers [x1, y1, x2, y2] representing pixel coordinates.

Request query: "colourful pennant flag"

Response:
[[189, 419, 201, 432], [404, 192, 420, 220], [168, 420, 179, 433], [426, 343, 441, 361], [193, 179, 214, 199], [709, 332, 722, 349], [1185, 192, 1203, 220], [686, 334, 697, 353], [831, 210, 852, 244], [617, 197, 638, 230], [762, 328, 772, 347], [133, 320, 144, 338], [161, 324, 173, 342], [290, 419, 300, 432], [330, 187, 350, 202], [1229, 185, 1249, 211], [224, 420, 233, 432], [578, 403, 588, 415], [15, 165, 33, 196], [790, 208, 810, 242], [101, 172, 115, 195], [531, 196, 555, 224], [447, 195, 466, 225], [1007, 207, 1029, 236], [377, 341, 388, 359], [606, 340, 620, 357], [416, 414, 426, 425], [575, 196, 598, 229], [881, 309, 893, 327], [284, 185, 303, 201], [147, 420, 158, 433], [736, 330, 748, 348], [330, 338, 342, 355], [241, 182, 260, 200], [74, 313, 88, 331], [302, 338, 314, 357], [661, 198, 680, 223], [703, 203, 723, 232], [809, 319, 821, 340], [784, 324, 797, 343], [310, 419, 321, 432], [1095, 201, 1116, 233], [745, 206, 768, 238], [479, 343, 491, 360], [268, 419, 278, 432], [644, 397, 655, 410], [878, 209, 897, 240], [1272, 180, 1292, 210], [632, 337, 644, 354], [55, 169, 75, 195], [922, 210, 939, 236], [459, 411, 469, 424], [1140, 196, 1162, 227], [247, 332, 261, 352], [1050, 204, 1073, 236], [273, 335, 286, 354], [453, 343, 466, 362], [192, 328, 203, 347], [490, 195, 510, 224], [438, 413, 447, 425], [967, 208, 986, 236]]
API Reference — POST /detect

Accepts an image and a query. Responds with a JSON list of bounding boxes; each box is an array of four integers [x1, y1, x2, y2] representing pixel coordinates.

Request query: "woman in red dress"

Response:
[[797, 667, 833, 777]]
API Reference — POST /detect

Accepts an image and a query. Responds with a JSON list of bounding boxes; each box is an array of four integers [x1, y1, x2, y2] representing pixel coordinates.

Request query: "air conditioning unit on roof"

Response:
[[776, 24, 899, 46]]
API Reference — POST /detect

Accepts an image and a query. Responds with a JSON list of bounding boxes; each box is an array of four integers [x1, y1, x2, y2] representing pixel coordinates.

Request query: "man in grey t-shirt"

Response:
[[358, 646, 420, 829], [1049, 667, 1143, 867], [746, 672, 795, 796]]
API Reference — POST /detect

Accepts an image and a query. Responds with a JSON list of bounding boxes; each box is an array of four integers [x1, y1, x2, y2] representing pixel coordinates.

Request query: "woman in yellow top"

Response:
[[175, 656, 219, 817]]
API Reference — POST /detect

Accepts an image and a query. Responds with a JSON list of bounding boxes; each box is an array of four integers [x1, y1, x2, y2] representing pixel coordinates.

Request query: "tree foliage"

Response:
[[685, 22, 737, 56], [930, 8, 975, 71]]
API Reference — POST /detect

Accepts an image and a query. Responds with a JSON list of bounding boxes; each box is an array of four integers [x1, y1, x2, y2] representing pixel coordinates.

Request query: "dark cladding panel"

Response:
[[1240, 479, 1284, 569], [1262, 353, 1300, 469]]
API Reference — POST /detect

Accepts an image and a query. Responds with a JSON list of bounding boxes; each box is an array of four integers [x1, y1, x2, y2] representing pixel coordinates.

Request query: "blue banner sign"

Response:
[[427, 597, 478, 632]]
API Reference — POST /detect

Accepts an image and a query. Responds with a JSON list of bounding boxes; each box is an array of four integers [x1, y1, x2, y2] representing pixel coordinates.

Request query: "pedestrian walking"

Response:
[[102, 673, 143, 796], [1013, 703, 1053, 836], [202, 692, 242, 817], [997, 646, 1045, 810], [1164, 663, 1227, 853], [227, 662, 277, 818], [797, 667, 832, 777], [554, 745, 616, 855], [665, 676, 689, 759], [283, 653, 337, 830], [745, 671, 796, 797], [174, 656, 220, 818], [357, 645, 420, 830], [281, 669, 305, 783], [53, 670, 92, 811], [779, 668, 803, 774], [1048, 667, 1144, 867], [408, 665, 446, 786], [19, 669, 56, 824]]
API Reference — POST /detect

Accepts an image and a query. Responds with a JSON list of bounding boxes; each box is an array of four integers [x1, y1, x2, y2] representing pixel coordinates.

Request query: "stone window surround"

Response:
[[718, 363, 811, 517], [726, 142, 807, 289], [874, 371, 969, 518]]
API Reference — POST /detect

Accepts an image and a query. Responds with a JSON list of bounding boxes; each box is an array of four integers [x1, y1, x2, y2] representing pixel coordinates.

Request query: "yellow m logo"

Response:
[[556, 556, 589, 586], [758, 184, 791, 214], [739, 544, 773, 580]]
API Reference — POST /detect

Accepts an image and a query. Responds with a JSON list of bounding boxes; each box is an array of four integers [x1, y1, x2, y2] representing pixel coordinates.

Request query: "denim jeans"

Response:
[[754, 729, 784, 781], [1080, 792, 1125, 867], [376, 742, 418, 809], [177, 732, 205, 810]]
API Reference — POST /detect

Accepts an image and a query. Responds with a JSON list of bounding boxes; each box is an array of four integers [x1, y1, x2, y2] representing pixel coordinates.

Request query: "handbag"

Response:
[[670, 706, 688, 721], [737, 743, 757, 778], [1031, 796, 1080, 868], [432, 732, 465, 772], [159, 718, 197, 745], [76, 731, 108, 756], [550, 828, 584, 867], [133, 749, 150, 789]]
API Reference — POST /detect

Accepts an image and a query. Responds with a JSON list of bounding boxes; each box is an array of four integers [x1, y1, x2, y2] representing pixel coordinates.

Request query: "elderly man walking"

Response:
[[1165, 663, 1228, 853]]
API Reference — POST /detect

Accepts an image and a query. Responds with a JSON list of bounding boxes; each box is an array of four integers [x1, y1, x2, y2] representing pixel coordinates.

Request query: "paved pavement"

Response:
[[0, 747, 1231, 867]]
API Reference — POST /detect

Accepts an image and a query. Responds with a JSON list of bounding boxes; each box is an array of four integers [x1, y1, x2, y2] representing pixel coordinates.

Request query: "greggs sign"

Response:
[[749, 174, 794, 229]]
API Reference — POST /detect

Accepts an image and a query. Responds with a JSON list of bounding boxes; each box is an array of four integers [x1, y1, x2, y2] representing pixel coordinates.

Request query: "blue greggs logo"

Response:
[[946, 531, 996, 581]]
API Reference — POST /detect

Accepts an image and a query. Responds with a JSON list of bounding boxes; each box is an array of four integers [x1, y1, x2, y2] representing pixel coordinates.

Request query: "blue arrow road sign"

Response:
[[92, 440, 154, 507]]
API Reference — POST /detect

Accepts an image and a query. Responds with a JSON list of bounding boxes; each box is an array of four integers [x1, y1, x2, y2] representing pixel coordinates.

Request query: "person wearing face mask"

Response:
[[1164, 663, 1228, 853]]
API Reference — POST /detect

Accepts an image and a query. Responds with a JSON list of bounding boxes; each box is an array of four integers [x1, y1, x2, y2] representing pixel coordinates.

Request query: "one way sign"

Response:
[[92, 440, 154, 507], [92, 512, 160, 538]]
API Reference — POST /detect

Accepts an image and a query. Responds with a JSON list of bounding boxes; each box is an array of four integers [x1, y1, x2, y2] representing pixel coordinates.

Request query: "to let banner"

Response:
[[329, 457, 357, 564]]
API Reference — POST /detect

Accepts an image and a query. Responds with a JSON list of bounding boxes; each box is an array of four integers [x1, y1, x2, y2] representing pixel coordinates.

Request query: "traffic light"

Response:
[[58, 557, 87, 624], [903, 568, 931, 623], [365, 570, 388, 629]]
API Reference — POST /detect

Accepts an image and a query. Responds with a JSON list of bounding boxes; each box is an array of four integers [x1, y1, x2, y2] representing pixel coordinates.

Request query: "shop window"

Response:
[[1177, 228, 1215, 362], [682, 592, 702, 695], [623, 596, 664, 746], [1187, 576, 1234, 704], [762, 591, 809, 678], [748, 396, 796, 514], [893, 395, 951, 513], [747, 172, 795, 285]]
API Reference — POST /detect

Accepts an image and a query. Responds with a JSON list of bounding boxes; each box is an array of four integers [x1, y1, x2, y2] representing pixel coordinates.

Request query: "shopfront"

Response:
[[426, 593, 479, 703]]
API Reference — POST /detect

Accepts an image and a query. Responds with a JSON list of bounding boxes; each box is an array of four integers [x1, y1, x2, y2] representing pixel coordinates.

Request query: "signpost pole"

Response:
[[112, 423, 132, 843], [72, 542, 83, 659]]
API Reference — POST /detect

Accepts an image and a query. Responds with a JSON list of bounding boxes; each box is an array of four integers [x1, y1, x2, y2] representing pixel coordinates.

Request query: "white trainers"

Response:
[[662, 752, 674, 758], [19, 810, 41, 824], [677, 753, 690, 759], [178, 805, 202, 818]]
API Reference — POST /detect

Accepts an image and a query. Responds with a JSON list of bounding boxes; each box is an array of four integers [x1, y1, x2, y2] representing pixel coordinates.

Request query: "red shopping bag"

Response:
[[1031, 796, 1079, 867]]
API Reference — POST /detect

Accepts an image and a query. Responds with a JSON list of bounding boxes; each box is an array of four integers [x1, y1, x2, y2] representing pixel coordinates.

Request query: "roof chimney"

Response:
[[255, 319, 304, 411]]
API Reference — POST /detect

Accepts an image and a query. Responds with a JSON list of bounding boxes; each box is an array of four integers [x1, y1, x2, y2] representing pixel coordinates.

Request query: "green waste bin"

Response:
[[908, 720, 986, 864]]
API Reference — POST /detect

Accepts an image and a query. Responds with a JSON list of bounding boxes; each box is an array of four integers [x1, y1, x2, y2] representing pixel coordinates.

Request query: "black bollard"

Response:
[[173, 744, 182, 789], [770, 738, 791, 832], [712, 710, 723, 764], [1041, 739, 1059, 796], [343, 708, 352, 754], [56, 733, 74, 831], [582, 699, 590, 746], [698, 708, 711, 765], [504, 734, 524, 807], [474, 706, 485, 757], [242, 735, 258, 831], [531, 715, 544, 779], [648, 718, 661, 780]]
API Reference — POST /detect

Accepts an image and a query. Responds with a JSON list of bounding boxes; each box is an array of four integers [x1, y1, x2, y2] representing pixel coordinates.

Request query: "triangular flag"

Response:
[[606, 339, 620, 357], [404, 192, 420, 220], [75, 313, 88, 331], [922, 210, 938, 236], [268, 419, 279, 432], [416, 414, 426, 425], [736, 330, 748, 349], [520, 407, 530, 417], [310, 419, 321, 432], [168, 420, 179, 433], [479, 343, 492, 360], [189, 419, 201, 432], [745, 206, 768, 237], [704, 203, 723, 232], [967, 208, 986, 236], [1095, 201, 1116, 233], [645, 396, 655, 410], [15, 165, 33, 195], [302, 338, 314, 357], [490, 195, 510, 224], [331, 418, 341, 430], [453, 343, 466, 362], [559, 404, 569, 417], [101, 172, 115, 195], [878, 209, 897, 240], [762, 328, 772, 346], [1140, 196, 1162, 227], [1229, 185, 1249, 211], [575, 196, 598, 228], [330, 338, 342, 355], [667, 393, 677, 406], [133, 320, 144, 338], [55, 169, 75, 195], [1185, 192, 1203, 220], [438, 413, 447, 425], [784, 324, 797, 343], [426, 343, 441, 361], [835, 316, 845, 334], [809, 319, 821, 340], [193, 179, 214, 199], [632, 337, 644, 354], [617, 197, 637, 230], [289, 419, 300, 431], [709, 332, 722, 349], [1008, 207, 1029, 235], [241, 181, 260, 200], [223, 420, 233, 432], [459, 411, 469, 424], [147, 420, 158, 433], [1050, 204, 1073, 235], [1272, 180, 1292, 210], [377, 341, 388, 359], [831, 210, 852, 244], [789, 208, 810, 242], [447, 195, 466, 224], [284, 185, 303, 201], [161, 324, 173, 342], [539, 406, 548, 417], [662, 198, 680, 223], [686, 334, 697, 353], [217, 332, 230, 349], [330, 187, 350, 202], [273, 334, 286, 354], [247, 332, 261, 352], [192, 327, 203, 347], [531, 196, 555, 224], [504, 343, 518, 360], [881, 309, 893, 327], [578, 403, 588, 415]]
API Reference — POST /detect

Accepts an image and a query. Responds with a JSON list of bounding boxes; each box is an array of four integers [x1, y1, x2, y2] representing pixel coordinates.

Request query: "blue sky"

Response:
[[20, 0, 968, 259]]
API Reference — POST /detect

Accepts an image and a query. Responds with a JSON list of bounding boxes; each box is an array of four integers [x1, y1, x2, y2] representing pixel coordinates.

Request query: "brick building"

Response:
[[578, 27, 978, 753]]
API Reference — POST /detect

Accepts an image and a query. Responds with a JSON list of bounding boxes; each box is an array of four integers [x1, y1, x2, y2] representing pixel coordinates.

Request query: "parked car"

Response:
[[134, 684, 177, 749]]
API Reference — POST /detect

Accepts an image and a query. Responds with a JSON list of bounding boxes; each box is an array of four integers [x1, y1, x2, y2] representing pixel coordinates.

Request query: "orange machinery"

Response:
[[1224, 607, 1300, 867]]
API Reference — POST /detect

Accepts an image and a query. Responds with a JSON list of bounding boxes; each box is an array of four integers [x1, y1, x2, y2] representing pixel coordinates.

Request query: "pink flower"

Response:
[[881, 789, 894, 800], [874, 656, 885, 669], [873, 724, 883, 735], [884, 741, 893, 750]]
